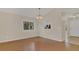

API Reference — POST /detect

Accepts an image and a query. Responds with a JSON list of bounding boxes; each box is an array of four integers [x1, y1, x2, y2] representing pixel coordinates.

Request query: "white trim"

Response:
[[39, 35, 63, 42], [0, 36, 37, 43], [0, 35, 63, 43]]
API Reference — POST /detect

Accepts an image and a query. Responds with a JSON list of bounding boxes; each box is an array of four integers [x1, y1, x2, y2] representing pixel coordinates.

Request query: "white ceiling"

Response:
[[0, 8, 53, 18], [0, 8, 79, 18]]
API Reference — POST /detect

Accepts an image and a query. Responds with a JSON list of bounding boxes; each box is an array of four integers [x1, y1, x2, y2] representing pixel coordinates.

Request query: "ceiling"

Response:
[[0, 8, 53, 18], [0, 8, 79, 18]]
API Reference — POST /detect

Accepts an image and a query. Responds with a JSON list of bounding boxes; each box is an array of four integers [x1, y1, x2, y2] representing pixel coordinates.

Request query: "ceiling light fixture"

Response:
[[36, 8, 43, 20]]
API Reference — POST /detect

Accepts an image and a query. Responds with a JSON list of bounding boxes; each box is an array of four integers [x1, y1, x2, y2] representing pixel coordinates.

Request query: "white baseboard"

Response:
[[70, 35, 79, 37], [0, 35, 63, 43], [39, 35, 63, 42], [0, 36, 37, 43]]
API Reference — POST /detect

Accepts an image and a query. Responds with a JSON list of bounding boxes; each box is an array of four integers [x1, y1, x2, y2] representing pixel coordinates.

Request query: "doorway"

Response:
[[64, 15, 79, 46], [68, 17, 79, 45]]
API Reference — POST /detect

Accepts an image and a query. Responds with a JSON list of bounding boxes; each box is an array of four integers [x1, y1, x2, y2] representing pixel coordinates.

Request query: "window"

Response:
[[23, 21, 34, 30]]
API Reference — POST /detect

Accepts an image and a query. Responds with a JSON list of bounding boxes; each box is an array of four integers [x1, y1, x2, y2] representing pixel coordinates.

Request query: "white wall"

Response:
[[69, 17, 79, 37], [0, 10, 65, 42], [0, 12, 37, 42], [39, 11, 64, 41]]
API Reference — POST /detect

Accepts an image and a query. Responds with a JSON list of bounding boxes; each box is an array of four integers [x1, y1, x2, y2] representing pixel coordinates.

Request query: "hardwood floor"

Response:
[[0, 37, 79, 51], [69, 36, 79, 45]]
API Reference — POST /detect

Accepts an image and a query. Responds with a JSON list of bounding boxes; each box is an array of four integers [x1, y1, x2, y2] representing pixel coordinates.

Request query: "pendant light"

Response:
[[36, 8, 43, 20]]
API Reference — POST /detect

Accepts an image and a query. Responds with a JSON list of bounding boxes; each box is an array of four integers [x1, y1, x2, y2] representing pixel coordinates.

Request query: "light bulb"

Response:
[[36, 16, 43, 20]]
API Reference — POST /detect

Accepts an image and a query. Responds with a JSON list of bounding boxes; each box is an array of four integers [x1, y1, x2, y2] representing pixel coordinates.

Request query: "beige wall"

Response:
[[39, 10, 64, 41], [0, 10, 65, 42], [0, 12, 38, 42]]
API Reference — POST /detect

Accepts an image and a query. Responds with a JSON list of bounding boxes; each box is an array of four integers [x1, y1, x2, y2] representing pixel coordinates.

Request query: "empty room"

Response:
[[0, 8, 79, 51]]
